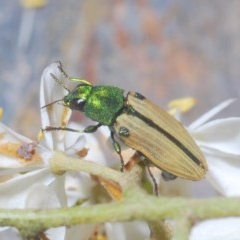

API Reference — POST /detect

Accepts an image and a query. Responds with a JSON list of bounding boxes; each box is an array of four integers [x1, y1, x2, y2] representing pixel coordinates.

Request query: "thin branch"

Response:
[[173, 216, 192, 240], [50, 151, 123, 183], [148, 221, 172, 240]]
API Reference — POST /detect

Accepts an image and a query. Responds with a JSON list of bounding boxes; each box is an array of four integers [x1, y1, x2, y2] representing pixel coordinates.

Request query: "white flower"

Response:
[[188, 100, 240, 240], [167, 99, 240, 240], [188, 99, 240, 197], [0, 62, 150, 240], [0, 115, 67, 239], [161, 98, 240, 198], [0, 62, 93, 239]]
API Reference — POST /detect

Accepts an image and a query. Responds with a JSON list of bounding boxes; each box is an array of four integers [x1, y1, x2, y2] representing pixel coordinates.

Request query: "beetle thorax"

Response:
[[84, 85, 125, 126]]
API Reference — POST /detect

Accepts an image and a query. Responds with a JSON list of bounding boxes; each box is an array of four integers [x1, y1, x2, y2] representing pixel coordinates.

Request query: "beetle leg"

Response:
[[161, 171, 177, 181], [137, 153, 159, 196], [42, 123, 102, 134], [84, 123, 102, 133], [145, 164, 159, 196], [110, 130, 125, 172]]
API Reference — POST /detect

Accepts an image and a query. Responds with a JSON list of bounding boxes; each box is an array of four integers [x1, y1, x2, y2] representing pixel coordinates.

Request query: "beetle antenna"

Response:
[[41, 99, 64, 109], [57, 63, 70, 80], [69, 78, 92, 86], [50, 73, 71, 92], [57, 64, 92, 86]]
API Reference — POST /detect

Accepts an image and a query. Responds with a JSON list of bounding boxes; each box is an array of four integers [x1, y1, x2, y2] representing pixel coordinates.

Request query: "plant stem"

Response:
[[0, 196, 240, 234], [50, 151, 123, 183], [3, 152, 240, 238]]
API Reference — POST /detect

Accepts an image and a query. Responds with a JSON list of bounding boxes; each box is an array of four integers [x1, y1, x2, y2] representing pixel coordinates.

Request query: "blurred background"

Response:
[[0, 0, 239, 138]]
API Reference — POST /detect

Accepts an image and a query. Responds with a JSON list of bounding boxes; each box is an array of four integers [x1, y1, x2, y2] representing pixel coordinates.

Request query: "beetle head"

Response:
[[63, 83, 92, 112]]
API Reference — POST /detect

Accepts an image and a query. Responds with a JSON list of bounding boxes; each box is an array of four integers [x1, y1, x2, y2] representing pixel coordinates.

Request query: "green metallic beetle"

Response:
[[43, 63, 208, 188]]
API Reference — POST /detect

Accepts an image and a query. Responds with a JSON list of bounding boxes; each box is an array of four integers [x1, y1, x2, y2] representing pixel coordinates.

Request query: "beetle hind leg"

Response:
[[137, 152, 159, 196], [145, 164, 159, 196]]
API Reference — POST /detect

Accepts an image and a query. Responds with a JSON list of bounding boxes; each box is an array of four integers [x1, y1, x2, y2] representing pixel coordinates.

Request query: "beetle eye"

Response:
[[70, 98, 86, 111]]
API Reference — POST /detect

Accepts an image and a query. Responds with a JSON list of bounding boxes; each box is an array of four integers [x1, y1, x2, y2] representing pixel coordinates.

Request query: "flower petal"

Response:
[[192, 118, 240, 155], [105, 221, 150, 240], [0, 168, 57, 208], [25, 183, 62, 208], [190, 218, 240, 240], [65, 172, 94, 206], [46, 227, 66, 240], [206, 152, 240, 196], [0, 122, 32, 144], [189, 99, 236, 130], [64, 123, 86, 155], [40, 62, 72, 151], [0, 227, 20, 240], [64, 224, 96, 240], [0, 121, 50, 174]]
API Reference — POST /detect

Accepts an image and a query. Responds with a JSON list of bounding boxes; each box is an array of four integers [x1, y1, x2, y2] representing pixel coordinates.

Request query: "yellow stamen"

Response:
[[0, 108, 3, 120], [20, 0, 47, 8], [168, 97, 197, 115], [37, 130, 44, 141]]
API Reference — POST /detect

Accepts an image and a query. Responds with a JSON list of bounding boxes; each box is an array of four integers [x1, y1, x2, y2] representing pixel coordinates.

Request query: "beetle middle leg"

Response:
[[110, 130, 125, 172]]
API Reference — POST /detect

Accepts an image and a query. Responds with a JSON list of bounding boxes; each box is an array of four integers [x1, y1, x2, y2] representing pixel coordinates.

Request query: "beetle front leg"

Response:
[[84, 123, 102, 133], [42, 123, 102, 134]]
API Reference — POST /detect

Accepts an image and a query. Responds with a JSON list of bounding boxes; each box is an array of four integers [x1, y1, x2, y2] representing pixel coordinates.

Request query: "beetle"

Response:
[[43, 63, 208, 194]]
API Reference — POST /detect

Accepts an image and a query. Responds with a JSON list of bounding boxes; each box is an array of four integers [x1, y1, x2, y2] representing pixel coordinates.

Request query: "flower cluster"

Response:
[[0, 62, 239, 239]]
